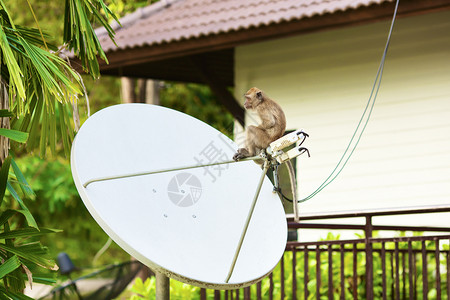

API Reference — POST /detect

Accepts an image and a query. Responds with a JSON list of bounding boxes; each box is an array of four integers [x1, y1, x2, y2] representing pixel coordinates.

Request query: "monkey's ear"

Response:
[[256, 91, 263, 101]]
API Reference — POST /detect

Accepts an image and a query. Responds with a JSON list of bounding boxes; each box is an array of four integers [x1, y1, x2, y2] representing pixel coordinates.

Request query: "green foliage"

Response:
[[15, 155, 129, 266], [63, 0, 119, 78], [11, 79, 236, 267], [81, 75, 122, 116], [160, 83, 235, 138], [125, 234, 450, 300], [1, 2, 233, 297], [0, 5, 82, 154], [0, 156, 58, 298], [6, 0, 65, 44], [0, 0, 120, 297], [107, 0, 159, 20], [128, 277, 201, 300]]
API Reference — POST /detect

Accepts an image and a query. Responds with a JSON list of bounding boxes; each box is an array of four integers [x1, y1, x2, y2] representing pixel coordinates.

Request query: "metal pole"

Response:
[[83, 155, 261, 188], [286, 161, 299, 222], [225, 162, 271, 282], [156, 272, 170, 300]]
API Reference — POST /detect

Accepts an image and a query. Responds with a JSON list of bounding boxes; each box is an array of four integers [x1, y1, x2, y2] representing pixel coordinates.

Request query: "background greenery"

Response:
[[7, 0, 234, 270], [0, 0, 123, 296], [13, 81, 235, 267], [125, 234, 450, 300], [5, 2, 448, 300]]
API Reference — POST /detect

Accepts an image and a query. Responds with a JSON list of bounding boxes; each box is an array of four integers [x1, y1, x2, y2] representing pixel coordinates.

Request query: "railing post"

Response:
[[353, 244, 358, 299], [365, 216, 373, 300], [435, 238, 441, 300], [214, 290, 221, 300], [422, 241, 428, 300], [328, 244, 333, 300]]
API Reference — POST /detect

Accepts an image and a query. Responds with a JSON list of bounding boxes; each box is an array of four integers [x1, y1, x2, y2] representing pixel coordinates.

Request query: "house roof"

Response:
[[93, 0, 450, 78], [96, 0, 391, 52], [85, 0, 450, 124]]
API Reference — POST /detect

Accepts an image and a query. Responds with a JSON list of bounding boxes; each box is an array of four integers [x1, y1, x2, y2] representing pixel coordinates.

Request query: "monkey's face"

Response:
[[244, 87, 263, 110], [244, 94, 253, 109]]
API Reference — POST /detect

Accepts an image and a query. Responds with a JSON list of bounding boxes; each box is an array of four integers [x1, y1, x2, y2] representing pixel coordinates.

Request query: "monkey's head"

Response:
[[243, 87, 264, 110]]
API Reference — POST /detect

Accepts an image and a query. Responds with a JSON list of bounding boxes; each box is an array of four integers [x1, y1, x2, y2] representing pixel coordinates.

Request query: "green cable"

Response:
[[298, 0, 400, 203]]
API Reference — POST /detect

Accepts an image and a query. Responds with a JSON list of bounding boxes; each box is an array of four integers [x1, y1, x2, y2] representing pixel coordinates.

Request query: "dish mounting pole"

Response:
[[156, 271, 170, 300]]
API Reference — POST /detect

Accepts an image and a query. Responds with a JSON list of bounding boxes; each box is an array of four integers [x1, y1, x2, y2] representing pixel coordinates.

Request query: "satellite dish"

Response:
[[71, 104, 288, 289]]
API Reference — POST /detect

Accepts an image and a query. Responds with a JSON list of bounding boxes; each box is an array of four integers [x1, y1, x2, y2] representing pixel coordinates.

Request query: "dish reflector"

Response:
[[71, 104, 287, 289]]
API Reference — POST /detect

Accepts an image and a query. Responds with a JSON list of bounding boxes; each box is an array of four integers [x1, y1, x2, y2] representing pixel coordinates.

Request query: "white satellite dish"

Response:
[[70, 104, 294, 289]]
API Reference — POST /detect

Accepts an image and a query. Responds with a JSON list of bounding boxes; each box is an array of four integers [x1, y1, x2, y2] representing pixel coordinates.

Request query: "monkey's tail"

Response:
[[286, 160, 299, 222]]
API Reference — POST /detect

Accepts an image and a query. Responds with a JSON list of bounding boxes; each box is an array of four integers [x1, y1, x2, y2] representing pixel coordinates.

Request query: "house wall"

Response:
[[234, 10, 450, 223]]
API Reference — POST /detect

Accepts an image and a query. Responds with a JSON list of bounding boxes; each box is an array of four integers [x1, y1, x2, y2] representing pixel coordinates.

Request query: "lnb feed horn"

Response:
[[269, 129, 308, 152], [275, 146, 309, 164]]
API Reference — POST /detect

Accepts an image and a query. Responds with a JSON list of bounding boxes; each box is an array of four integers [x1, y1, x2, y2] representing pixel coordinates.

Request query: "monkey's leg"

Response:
[[247, 126, 275, 151], [233, 125, 272, 161], [233, 125, 258, 161]]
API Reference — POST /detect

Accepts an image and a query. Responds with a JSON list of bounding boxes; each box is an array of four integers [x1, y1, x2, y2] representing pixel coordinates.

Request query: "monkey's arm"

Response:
[[260, 112, 277, 129]]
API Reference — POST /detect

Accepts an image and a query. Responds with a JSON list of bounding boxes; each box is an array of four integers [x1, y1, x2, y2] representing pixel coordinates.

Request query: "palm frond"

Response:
[[0, 0, 119, 296], [0, 25, 25, 100], [7, 182, 37, 229], [0, 228, 60, 240], [0, 210, 16, 227], [0, 129, 27, 143], [0, 244, 56, 270], [0, 156, 11, 206], [0, 256, 20, 280], [3, 27, 82, 154], [10, 157, 34, 198], [64, 0, 118, 78]]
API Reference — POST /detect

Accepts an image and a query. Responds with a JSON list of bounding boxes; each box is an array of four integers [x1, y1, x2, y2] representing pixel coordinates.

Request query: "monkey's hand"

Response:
[[232, 151, 245, 161], [233, 148, 250, 161]]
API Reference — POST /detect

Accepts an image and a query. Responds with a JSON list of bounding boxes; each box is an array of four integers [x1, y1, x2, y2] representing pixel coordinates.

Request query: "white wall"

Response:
[[234, 10, 450, 227]]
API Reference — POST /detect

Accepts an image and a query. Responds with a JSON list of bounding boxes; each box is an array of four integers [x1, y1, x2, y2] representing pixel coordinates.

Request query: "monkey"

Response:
[[233, 87, 286, 161]]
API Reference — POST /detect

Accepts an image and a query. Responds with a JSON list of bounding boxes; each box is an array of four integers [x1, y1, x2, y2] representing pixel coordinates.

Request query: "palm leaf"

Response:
[[0, 256, 20, 279], [0, 110, 14, 118], [0, 228, 60, 240], [0, 1, 16, 30], [14, 26, 57, 51], [0, 156, 11, 207], [6, 182, 37, 229], [17, 242, 50, 257], [2, 221, 25, 293], [0, 285, 34, 300], [64, 0, 117, 78], [0, 4, 26, 101], [2, 20, 81, 155], [58, 102, 73, 157], [0, 244, 55, 270], [0, 24, 25, 100], [0, 210, 15, 227], [0, 0, 119, 296], [10, 157, 34, 198], [0, 210, 37, 229], [27, 275, 55, 285], [0, 129, 28, 143]]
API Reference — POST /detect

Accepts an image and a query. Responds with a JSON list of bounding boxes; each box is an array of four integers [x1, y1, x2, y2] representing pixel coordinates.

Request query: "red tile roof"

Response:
[[96, 0, 392, 52]]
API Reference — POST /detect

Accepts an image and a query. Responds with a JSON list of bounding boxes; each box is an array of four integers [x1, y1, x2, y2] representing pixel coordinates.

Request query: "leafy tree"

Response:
[[0, 0, 118, 297], [3, 1, 235, 274]]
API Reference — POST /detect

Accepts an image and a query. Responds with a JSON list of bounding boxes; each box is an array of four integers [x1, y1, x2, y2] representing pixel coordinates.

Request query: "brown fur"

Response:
[[233, 87, 286, 161]]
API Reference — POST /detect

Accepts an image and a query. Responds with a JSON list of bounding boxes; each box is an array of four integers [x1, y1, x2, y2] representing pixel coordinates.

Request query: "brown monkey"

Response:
[[233, 87, 286, 161]]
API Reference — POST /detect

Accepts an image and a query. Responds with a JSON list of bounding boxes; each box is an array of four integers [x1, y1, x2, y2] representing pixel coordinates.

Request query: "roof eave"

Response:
[[90, 0, 450, 74]]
